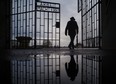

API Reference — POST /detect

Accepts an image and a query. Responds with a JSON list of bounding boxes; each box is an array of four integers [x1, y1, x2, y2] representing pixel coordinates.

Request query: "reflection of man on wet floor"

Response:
[[65, 55, 78, 81], [65, 17, 79, 49]]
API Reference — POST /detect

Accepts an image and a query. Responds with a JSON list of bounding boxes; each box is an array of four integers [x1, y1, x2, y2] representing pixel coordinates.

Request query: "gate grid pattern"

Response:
[[10, 0, 60, 48], [78, 0, 102, 48]]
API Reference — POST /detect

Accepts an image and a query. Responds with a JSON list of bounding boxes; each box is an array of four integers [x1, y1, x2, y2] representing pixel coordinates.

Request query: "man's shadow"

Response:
[[65, 55, 79, 81]]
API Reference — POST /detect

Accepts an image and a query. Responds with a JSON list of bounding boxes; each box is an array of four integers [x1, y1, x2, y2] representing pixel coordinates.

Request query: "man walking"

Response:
[[65, 17, 79, 49]]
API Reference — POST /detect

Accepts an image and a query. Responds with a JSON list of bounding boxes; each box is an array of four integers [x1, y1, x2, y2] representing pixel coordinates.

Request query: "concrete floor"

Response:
[[10, 48, 103, 56]]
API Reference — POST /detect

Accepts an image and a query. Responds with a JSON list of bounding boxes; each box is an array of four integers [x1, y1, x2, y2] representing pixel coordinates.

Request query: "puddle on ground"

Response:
[[10, 53, 102, 84]]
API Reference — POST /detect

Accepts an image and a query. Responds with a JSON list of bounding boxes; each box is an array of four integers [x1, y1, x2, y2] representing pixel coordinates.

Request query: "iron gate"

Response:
[[10, 0, 60, 48], [78, 0, 102, 48]]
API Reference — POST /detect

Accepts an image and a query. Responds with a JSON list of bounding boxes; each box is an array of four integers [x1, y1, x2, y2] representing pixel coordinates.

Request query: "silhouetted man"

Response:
[[65, 55, 78, 81], [65, 17, 79, 49]]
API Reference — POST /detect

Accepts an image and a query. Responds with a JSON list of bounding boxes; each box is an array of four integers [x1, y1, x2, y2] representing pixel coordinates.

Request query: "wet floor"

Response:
[[11, 54, 83, 84], [0, 48, 116, 84]]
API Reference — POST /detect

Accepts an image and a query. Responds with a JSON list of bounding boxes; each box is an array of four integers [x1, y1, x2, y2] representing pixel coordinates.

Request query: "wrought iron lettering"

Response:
[[37, 2, 60, 13]]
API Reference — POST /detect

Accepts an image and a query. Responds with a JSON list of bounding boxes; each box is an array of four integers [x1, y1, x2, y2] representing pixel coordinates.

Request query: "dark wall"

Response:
[[102, 55, 116, 84], [102, 0, 116, 49], [0, 0, 10, 52], [102, 1, 116, 84], [0, 1, 11, 83]]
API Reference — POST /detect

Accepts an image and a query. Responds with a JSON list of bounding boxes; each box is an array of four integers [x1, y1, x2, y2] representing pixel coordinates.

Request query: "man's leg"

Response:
[[68, 40, 71, 49], [69, 35, 75, 49]]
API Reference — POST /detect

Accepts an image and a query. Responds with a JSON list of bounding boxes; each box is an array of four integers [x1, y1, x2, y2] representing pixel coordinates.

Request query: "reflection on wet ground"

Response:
[[11, 54, 82, 84], [1, 48, 116, 84]]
